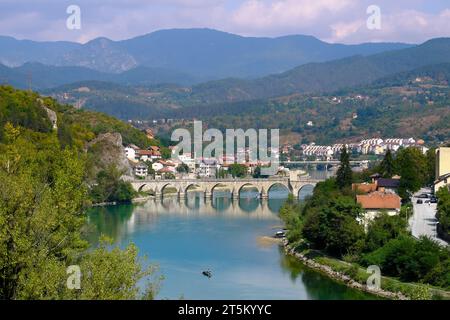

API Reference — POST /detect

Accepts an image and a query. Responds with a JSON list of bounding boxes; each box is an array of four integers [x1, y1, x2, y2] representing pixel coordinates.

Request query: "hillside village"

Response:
[[282, 137, 429, 161]]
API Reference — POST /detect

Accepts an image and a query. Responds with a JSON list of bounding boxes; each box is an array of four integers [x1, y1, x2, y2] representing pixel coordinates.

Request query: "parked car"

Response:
[[274, 231, 286, 239], [417, 194, 429, 199], [430, 198, 438, 204]]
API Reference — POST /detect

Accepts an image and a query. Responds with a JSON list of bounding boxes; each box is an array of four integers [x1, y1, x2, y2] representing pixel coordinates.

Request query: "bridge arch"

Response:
[[211, 183, 232, 198], [161, 183, 179, 197], [238, 183, 260, 199], [298, 184, 315, 201], [137, 183, 155, 194], [267, 183, 290, 199], [137, 184, 147, 193], [185, 183, 204, 194]]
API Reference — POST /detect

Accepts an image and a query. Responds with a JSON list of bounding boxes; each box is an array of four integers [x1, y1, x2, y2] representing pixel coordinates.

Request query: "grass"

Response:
[[291, 244, 450, 300]]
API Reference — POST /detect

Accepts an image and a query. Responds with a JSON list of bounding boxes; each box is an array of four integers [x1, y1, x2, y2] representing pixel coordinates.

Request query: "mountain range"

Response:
[[38, 37, 450, 121], [0, 28, 412, 81], [2, 29, 450, 146]]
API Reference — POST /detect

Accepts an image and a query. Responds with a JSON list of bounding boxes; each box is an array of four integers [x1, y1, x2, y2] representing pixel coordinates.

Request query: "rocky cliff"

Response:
[[86, 132, 133, 182]]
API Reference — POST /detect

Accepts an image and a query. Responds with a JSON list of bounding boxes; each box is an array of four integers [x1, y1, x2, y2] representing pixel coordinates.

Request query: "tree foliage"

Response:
[[436, 187, 450, 238], [89, 165, 136, 203], [336, 146, 353, 190], [0, 88, 159, 300], [379, 149, 396, 178], [228, 164, 248, 178]]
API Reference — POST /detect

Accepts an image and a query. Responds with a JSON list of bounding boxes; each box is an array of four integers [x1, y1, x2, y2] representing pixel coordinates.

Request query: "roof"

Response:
[[138, 149, 161, 156], [352, 183, 377, 194], [356, 192, 401, 210], [158, 160, 176, 166], [377, 178, 400, 188], [127, 144, 139, 150], [137, 150, 153, 156]]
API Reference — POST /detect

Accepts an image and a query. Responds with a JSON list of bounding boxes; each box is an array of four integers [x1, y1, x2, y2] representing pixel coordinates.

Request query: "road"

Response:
[[409, 188, 448, 246]]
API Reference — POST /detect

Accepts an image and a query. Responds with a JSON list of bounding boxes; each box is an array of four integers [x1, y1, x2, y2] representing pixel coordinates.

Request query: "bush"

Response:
[[361, 236, 450, 288], [365, 213, 408, 252]]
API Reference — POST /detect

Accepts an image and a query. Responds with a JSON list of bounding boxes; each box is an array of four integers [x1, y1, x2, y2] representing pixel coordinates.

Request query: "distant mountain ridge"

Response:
[[183, 37, 450, 104], [0, 28, 412, 79], [42, 37, 450, 122], [0, 62, 199, 89]]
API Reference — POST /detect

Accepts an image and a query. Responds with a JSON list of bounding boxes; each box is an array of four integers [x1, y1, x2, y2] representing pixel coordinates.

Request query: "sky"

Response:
[[1, 0, 450, 44]]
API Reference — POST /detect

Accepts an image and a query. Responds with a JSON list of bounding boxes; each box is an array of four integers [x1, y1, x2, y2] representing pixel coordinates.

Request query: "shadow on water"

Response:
[[86, 204, 135, 245]]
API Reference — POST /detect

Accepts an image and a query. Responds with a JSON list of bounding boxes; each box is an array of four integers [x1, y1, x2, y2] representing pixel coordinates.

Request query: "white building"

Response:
[[197, 159, 218, 178], [302, 145, 334, 159], [177, 154, 197, 173], [152, 162, 164, 172], [125, 145, 139, 162], [134, 164, 148, 177]]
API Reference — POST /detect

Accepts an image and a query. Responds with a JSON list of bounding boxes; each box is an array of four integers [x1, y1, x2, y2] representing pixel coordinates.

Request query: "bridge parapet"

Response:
[[130, 176, 322, 200]]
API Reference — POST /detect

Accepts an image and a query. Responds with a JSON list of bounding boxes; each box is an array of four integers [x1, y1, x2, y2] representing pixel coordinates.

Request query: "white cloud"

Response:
[[230, 0, 357, 35], [328, 8, 450, 43], [0, 1, 449, 43]]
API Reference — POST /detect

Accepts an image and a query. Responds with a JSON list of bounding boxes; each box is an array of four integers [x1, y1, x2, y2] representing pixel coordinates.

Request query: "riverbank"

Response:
[[282, 239, 450, 300]]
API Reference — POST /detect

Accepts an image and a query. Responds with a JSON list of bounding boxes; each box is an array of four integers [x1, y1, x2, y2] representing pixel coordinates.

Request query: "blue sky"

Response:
[[1, 0, 450, 44]]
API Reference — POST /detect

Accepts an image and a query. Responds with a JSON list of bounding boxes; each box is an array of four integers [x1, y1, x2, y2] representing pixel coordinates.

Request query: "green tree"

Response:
[[0, 124, 157, 299], [436, 187, 450, 237], [336, 146, 353, 190], [253, 166, 269, 178], [176, 163, 190, 174], [425, 148, 436, 185], [229, 164, 248, 178], [365, 213, 408, 252], [395, 148, 428, 199], [379, 149, 396, 178], [361, 236, 449, 287], [90, 165, 136, 203], [302, 195, 364, 257]]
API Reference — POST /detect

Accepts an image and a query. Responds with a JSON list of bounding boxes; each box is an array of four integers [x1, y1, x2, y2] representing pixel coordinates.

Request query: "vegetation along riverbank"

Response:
[[0, 86, 162, 299], [279, 148, 450, 300]]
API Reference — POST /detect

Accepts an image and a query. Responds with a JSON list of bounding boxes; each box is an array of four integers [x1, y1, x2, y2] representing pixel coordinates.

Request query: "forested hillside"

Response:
[[44, 38, 450, 126], [0, 86, 160, 299]]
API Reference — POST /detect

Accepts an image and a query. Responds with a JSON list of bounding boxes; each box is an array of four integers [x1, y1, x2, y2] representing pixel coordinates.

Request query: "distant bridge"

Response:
[[130, 176, 323, 200], [282, 160, 370, 167]]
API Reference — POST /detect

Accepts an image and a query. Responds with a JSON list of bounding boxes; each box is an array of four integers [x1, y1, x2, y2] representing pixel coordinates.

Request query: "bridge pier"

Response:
[[232, 188, 239, 201], [204, 192, 213, 200], [260, 188, 268, 200]]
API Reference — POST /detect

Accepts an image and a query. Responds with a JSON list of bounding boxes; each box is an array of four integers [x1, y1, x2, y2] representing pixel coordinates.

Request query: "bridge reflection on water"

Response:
[[87, 186, 314, 244], [134, 186, 314, 219]]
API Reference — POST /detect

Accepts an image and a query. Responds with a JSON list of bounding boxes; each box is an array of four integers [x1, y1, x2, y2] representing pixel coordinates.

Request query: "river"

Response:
[[86, 186, 375, 300]]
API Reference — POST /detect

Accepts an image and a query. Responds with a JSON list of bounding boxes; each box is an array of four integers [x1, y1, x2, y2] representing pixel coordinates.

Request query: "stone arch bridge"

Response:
[[130, 176, 323, 200]]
